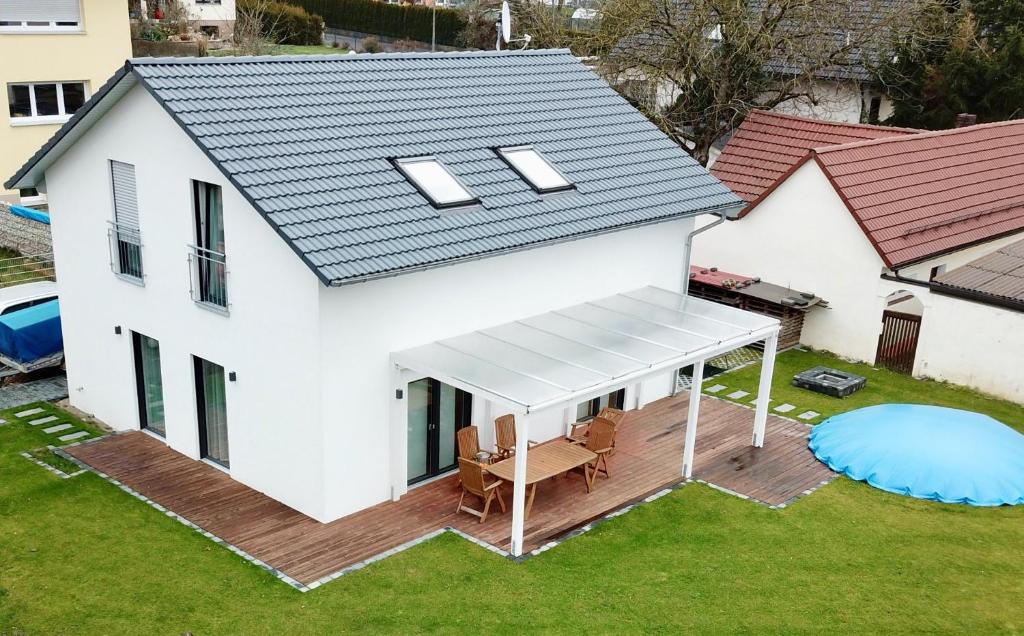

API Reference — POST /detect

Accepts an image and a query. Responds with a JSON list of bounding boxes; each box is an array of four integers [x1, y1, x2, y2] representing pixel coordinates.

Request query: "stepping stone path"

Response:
[[705, 384, 727, 393], [797, 410, 821, 420], [10, 408, 94, 445], [0, 418, 7, 426], [774, 403, 796, 413], [726, 390, 750, 400]]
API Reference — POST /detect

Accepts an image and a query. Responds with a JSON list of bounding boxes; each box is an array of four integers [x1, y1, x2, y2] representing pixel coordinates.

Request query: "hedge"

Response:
[[283, 0, 466, 46], [239, 0, 325, 45]]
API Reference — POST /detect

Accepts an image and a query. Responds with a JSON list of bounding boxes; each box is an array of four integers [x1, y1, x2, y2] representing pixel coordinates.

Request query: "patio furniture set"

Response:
[[455, 408, 626, 523]]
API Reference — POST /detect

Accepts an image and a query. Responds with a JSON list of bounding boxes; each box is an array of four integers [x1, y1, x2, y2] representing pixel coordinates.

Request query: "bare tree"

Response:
[[234, 0, 288, 56], [517, 0, 945, 165]]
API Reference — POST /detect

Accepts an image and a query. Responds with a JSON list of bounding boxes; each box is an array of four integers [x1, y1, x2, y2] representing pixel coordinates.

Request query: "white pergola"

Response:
[[392, 286, 780, 556]]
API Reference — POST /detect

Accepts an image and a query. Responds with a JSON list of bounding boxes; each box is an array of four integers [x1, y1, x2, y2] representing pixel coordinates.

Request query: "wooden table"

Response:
[[485, 440, 597, 519]]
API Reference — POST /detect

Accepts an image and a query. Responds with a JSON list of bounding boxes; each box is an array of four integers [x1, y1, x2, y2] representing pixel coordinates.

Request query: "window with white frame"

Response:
[[394, 156, 479, 209], [496, 145, 574, 194], [0, 0, 82, 31], [7, 82, 87, 125]]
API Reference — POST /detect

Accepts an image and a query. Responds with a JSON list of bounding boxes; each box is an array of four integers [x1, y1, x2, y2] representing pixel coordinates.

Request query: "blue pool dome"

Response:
[[809, 404, 1024, 506]]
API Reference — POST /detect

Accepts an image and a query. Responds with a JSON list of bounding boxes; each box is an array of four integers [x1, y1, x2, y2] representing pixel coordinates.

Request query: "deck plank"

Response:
[[66, 392, 834, 585]]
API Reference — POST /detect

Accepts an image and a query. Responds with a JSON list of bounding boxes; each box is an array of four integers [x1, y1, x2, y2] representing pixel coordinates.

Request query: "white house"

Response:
[[695, 112, 1024, 399], [6, 50, 781, 556]]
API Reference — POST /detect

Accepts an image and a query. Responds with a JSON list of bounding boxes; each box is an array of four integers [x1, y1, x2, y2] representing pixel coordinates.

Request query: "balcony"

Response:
[[188, 244, 228, 312], [108, 222, 144, 282]]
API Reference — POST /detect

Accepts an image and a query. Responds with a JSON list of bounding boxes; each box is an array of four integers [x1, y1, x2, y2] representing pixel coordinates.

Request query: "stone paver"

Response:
[[29, 415, 59, 426], [726, 390, 750, 400], [774, 403, 796, 413], [797, 410, 821, 420], [2, 376, 68, 410], [14, 407, 45, 418], [58, 431, 90, 442], [705, 384, 727, 393], [43, 423, 73, 434], [0, 418, 6, 425]]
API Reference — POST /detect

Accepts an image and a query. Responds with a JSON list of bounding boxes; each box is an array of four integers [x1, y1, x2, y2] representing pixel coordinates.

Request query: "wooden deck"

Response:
[[65, 393, 834, 586]]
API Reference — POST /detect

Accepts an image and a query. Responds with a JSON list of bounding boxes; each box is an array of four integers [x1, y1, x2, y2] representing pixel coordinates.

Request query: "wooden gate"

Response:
[[875, 310, 921, 374]]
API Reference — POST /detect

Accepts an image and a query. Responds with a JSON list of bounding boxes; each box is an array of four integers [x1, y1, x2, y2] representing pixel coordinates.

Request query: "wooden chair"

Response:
[[456, 457, 506, 523], [578, 417, 616, 490], [494, 414, 538, 461], [569, 407, 626, 447], [457, 425, 481, 461]]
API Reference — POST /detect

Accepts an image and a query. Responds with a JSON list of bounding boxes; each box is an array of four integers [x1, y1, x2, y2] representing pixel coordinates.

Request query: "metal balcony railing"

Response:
[[188, 244, 228, 311], [108, 221, 144, 281], [0, 252, 55, 288]]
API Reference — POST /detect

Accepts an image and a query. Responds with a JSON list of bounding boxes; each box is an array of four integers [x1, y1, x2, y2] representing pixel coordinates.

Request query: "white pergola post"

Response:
[[682, 358, 704, 478], [752, 332, 778, 447], [510, 412, 531, 557]]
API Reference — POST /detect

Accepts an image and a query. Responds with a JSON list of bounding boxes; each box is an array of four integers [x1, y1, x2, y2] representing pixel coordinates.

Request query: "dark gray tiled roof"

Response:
[[128, 50, 739, 284]]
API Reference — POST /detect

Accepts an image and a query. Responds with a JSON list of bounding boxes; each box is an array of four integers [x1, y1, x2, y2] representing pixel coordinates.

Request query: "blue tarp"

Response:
[[809, 404, 1024, 506], [8, 204, 50, 225], [0, 299, 62, 364]]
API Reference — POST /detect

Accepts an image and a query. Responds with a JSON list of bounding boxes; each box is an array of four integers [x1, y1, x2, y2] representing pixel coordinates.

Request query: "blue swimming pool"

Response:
[[809, 404, 1024, 506]]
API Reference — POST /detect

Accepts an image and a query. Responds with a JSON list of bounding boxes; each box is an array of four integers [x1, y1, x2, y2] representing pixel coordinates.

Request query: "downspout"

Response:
[[681, 210, 728, 299]]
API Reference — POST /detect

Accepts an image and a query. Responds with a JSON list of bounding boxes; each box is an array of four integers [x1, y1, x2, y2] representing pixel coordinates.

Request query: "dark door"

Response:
[[407, 378, 472, 485], [194, 356, 230, 468], [875, 310, 922, 374]]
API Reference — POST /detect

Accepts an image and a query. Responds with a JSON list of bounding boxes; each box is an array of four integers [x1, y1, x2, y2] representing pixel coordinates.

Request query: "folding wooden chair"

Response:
[[456, 457, 506, 523]]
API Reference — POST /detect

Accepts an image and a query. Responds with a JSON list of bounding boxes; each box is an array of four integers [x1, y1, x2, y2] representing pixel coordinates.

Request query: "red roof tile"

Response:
[[710, 110, 919, 204], [812, 119, 1024, 267]]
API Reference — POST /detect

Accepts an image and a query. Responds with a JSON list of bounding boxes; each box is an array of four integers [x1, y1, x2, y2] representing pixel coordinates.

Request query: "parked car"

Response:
[[0, 281, 58, 316]]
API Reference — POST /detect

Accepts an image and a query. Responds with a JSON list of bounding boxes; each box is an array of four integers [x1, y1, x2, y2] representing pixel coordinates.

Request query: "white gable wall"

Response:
[[316, 218, 694, 520], [44, 84, 328, 520], [691, 160, 887, 361]]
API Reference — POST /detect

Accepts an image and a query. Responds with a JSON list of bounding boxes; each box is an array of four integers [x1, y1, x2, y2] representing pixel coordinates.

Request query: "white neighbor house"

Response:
[[6, 50, 781, 556], [696, 114, 1024, 400]]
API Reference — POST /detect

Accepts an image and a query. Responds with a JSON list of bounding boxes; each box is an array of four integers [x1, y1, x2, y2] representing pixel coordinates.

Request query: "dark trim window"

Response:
[[132, 332, 166, 437], [109, 160, 144, 281], [189, 180, 228, 309], [868, 96, 882, 124], [496, 145, 574, 194], [576, 388, 625, 422], [194, 356, 229, 468], [393, 156, 479, 209]]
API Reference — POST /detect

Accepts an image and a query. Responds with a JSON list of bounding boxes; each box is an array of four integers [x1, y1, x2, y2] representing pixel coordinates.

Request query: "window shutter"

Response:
[[110, 161, 139, 228], [0, 0, 81, 23]]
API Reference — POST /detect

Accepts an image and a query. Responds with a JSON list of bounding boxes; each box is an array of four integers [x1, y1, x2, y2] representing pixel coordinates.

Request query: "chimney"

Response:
[[955, 113, 978, 128]]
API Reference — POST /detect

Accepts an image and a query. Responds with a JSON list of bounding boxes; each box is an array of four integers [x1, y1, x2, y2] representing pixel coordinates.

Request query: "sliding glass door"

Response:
[[194, 356, 229, 468], [407, 378, 472, 485], [132, 332, 165, 436]]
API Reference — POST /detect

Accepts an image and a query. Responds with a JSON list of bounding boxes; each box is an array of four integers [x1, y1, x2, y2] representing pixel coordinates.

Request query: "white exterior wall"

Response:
[[913, 290, 1024, 403], [44, 84, 328, 520], [692, 161, 887, 361], [316, 219, 693, 519], [771, 78, 894, 124], [187, 0, 236, 22]]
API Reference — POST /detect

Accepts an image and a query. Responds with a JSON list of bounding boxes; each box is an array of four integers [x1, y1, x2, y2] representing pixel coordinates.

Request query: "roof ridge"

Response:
[[746, 108, 922, 135], [815, 118, 1024, 154], [129, 48, 573, 66]]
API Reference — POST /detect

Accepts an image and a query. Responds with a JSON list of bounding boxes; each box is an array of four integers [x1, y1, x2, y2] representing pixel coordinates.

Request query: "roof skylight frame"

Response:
[[393, 155, 480, 210], [495, 145, 575, 195]]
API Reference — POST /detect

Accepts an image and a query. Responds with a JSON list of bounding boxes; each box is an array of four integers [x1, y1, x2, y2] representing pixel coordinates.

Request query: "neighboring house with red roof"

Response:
[[694, 116, 1024, 387]]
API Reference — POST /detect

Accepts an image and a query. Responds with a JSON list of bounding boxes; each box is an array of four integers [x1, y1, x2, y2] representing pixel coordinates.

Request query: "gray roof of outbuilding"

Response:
[[7, 50, 741, 285]]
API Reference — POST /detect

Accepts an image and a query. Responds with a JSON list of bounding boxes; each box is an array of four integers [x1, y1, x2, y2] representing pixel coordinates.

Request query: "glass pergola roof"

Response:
[[392, 286, 780, 413]]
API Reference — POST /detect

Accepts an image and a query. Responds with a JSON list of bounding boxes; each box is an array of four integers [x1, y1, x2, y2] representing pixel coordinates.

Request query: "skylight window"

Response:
[[394, 156, 478, 209], [497, 146, 574, 194]]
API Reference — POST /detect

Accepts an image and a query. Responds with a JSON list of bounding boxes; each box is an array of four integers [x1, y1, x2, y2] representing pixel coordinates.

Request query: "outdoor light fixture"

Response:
[[114, 325, 122, 335], [395, 389, 404, 399], [228, 371, 237, 382]]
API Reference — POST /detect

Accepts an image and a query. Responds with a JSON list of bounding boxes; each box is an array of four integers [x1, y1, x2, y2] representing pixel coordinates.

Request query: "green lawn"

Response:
[[212, 44, 346, 57], [706, 348, 1024, 430], [2, 395, 1023, 633]]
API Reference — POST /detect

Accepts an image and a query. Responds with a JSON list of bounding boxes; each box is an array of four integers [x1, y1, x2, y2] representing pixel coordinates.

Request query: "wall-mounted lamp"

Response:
[[228, 371, 237, 382], [395, 389, 404, 399], [114, 326, 122, 335]]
